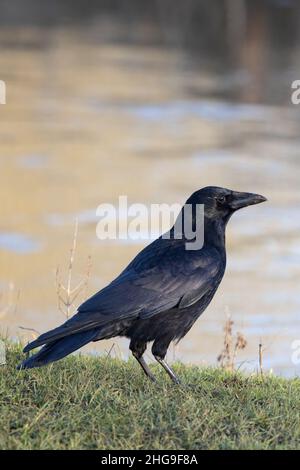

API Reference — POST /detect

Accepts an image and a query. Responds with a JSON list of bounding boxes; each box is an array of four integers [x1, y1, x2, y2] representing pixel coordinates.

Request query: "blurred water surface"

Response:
[[0, 25, 300, 376]]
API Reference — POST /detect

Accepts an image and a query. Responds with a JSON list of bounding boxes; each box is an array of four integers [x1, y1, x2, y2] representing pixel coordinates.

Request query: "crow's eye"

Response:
[[216, 195, 226, 204]]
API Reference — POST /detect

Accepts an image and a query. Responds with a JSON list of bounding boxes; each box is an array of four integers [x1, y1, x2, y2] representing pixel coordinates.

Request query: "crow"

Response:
[[18, 186, 266, 383]]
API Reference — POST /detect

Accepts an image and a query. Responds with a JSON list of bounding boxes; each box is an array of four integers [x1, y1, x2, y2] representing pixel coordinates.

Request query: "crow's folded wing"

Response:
[[24, 240, 222, 351], [78, 240, 222, 318]]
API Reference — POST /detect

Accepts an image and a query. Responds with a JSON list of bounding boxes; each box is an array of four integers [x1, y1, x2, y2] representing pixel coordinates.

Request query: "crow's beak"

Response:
[[230, 191, 267, 211]]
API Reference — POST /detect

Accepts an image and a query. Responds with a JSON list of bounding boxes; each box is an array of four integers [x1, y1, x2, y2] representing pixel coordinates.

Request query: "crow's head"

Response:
[[186, 186, 267, 222]]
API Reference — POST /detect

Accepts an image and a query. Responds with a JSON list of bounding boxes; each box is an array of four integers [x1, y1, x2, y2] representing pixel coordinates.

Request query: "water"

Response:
[[0, 27, 300, 376], [0, 233, 41, 254]]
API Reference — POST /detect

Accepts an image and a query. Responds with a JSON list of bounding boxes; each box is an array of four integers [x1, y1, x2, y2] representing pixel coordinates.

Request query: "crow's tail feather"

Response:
[[17, 329, 98, 370], [23, 312, 98, 353]]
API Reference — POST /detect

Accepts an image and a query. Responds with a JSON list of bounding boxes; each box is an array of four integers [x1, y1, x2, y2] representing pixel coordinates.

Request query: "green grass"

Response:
[[0, 341, 300, 450]]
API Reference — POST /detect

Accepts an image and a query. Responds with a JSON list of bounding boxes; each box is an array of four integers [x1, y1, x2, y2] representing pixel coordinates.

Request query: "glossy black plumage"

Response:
[[18, 186, 266, 382]]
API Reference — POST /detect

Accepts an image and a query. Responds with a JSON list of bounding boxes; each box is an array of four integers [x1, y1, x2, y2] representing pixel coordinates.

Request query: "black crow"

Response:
[[18, 186, 266, 383]]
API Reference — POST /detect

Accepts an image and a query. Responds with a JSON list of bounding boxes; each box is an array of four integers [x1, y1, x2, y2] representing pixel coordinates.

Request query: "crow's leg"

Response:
[[152, 338, 181, 385], [129, 340, 156, 382], [154, 356, 181, 385]]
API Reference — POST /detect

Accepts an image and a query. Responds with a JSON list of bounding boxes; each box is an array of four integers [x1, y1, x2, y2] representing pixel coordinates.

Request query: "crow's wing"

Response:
[[79, 238, 222, 318], [24, 239, 222, 351]]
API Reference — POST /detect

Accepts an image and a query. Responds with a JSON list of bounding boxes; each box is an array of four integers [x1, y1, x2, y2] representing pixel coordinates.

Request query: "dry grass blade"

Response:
[[217, 311, 247, 372], [259, 341, 264, 376], [55, 219, 92, 319], [0, 282, 20, 321]]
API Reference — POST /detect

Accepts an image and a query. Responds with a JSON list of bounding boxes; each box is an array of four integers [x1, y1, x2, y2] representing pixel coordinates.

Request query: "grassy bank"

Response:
[[0, 342, 299, 450]]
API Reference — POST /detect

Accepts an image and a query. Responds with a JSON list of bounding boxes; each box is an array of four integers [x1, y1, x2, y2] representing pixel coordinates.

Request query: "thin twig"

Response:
[[18, 326, 40, 341], [259, 341, 263, 376], [105, 343, 116, 359], [55, 220, 92, 319]]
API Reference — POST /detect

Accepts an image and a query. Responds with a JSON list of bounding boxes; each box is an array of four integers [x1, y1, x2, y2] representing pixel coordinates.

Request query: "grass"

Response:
[[0, 341, 300, 450]]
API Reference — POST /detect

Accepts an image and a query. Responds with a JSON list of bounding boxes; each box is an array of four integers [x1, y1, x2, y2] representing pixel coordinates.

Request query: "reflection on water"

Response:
[[0, 233, 41, 254], [18, 154, 49, 170], [127, 100, 272, 122], [0, 27, 300, 377]]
